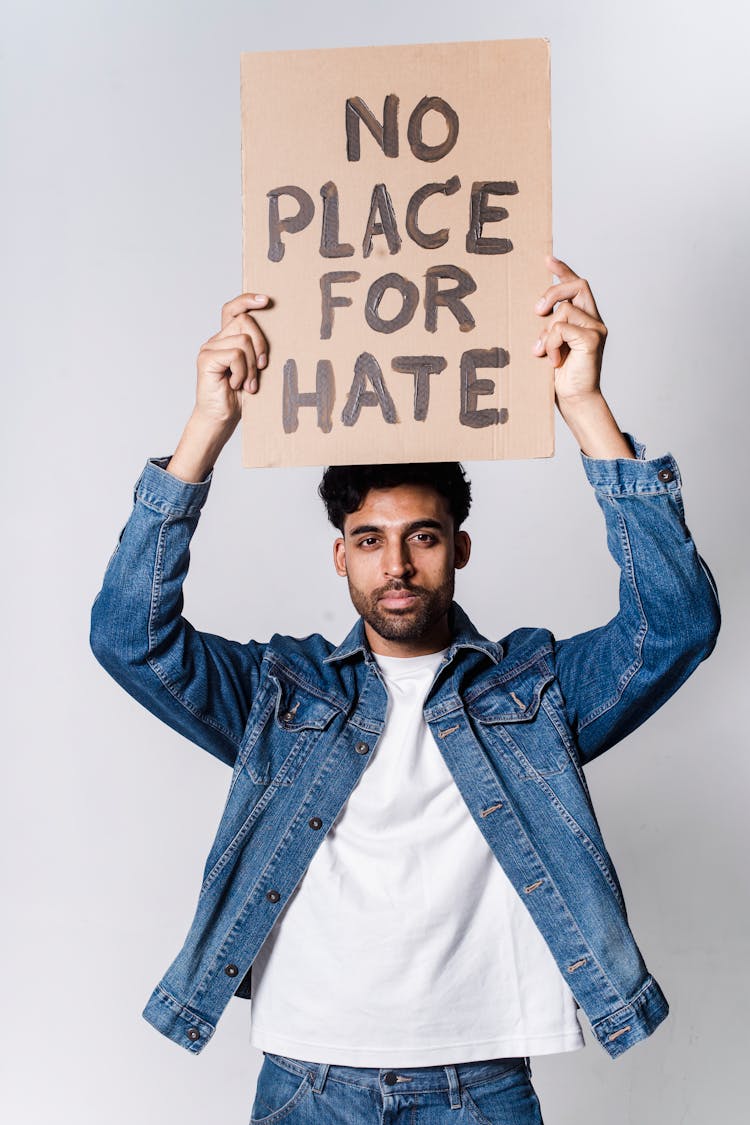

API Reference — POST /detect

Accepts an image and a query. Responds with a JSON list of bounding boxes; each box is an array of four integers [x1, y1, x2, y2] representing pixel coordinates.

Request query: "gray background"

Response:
[[2, 1, 747, 1122]]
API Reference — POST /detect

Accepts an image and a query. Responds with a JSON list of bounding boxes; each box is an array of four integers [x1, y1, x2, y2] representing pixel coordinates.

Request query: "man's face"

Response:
[[332, 484, 471, 656]]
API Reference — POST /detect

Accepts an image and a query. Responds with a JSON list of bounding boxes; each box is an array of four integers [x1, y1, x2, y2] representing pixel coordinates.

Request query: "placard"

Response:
[[240, 38, 552, 467]]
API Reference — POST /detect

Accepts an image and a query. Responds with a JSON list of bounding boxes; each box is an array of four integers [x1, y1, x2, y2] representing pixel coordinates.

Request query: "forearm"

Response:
[[557, 391, 635, 460], [167, 411, 236, 483]]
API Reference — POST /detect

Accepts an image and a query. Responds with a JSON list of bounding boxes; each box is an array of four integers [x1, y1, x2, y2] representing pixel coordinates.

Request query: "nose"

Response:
[[383, 540, 414, 580]]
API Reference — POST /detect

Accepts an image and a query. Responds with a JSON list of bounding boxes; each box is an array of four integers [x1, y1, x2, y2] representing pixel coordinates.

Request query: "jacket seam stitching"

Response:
[[500, 841, 623, 1006], [266, 655, 346, 710], [462, 648, 554, 705], [529, 765, 627, 910], [146, 517, 240, 748], [154, 983, 213, 1028], [590, 974, 655, 1028], [577, 506, 648, 732]]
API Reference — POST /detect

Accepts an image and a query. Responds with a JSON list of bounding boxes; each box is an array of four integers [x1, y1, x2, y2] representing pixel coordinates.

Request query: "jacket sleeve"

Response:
[[90, 458, 265, 768], [553, 437, 721, 767]]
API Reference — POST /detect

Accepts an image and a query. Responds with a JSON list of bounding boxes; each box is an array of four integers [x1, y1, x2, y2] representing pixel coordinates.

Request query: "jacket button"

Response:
[[383, 1071, 398, 1085], [187, 1027, 200, 1041], [267, 890, 281, 903], [657, 468, 674, 483], [309, 817, 323, 830], [282, 711, 295, 722], [355, 741, 370, 754], [225, 964, 239, 977]]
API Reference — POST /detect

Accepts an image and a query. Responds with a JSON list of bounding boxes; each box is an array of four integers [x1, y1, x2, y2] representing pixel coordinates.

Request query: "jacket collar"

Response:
[[323, 601, 503, 666]]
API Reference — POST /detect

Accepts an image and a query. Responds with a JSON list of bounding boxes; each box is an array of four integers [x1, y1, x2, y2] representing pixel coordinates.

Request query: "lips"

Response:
[[377, 589, 420, 609]]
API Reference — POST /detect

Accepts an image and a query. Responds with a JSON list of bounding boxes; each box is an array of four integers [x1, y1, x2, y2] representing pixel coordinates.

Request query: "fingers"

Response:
[[535, 256, 602, 321], [221, 292, 269, 330], [533, 305, 606, 369], [214, 293, 271, 393], [199, 340, 253, 392]]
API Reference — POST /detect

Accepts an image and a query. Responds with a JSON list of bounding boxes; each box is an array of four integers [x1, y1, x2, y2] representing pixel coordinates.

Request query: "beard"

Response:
[[346, 573, 455, 642]]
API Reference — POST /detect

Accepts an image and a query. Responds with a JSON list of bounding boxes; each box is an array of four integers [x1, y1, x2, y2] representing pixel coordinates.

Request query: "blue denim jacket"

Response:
[[90, 440, 720, 1061]]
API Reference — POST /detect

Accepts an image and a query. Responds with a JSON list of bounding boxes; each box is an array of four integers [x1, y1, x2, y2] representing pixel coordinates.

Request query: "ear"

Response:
[[454, 530, 471, 570], [333, 537, 347, 577]]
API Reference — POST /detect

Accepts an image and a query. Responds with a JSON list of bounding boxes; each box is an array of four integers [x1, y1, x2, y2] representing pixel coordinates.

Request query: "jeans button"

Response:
[[267, 890, 281, 903], [187, 1027, 200, 1041], [383, 1071, 398, 1085], [657, 468, 674, 483], [355, 741, 370, 755], [225, 963, 239, 977], [309, 817, 323, 830]]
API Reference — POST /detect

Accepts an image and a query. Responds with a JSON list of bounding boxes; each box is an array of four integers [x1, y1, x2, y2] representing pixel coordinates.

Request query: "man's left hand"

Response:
[[532, 256, 607, 405]]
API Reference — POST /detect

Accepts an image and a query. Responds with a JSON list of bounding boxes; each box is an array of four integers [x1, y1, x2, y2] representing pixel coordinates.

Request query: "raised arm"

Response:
[[90, 292, 273, 767], [533, 258, 720, 764]]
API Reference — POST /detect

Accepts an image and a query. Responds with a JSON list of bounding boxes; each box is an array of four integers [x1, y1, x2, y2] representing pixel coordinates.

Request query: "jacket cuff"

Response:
[[581, 434, 682, 497], [133, 457, 213, 517]]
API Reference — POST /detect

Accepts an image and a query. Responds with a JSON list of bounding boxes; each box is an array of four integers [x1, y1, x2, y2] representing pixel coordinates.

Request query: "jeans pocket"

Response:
[[461, 1061, 543, 1125], [250, 1055, 313, 1124]]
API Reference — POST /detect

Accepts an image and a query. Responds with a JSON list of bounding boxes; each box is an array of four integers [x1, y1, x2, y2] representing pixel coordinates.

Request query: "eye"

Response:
[[412, 532, 437, 545], [357, 536, 380, 548]]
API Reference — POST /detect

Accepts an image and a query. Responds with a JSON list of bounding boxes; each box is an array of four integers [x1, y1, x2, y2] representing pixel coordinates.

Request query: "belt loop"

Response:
[[312, 1062, 330, 1094], [524, 1055, 533, 1078], [444, 1064, 462, 1110]]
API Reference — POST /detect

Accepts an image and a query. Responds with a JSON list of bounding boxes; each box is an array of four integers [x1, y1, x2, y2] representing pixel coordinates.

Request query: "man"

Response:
[[90, 258, 720, 1124]]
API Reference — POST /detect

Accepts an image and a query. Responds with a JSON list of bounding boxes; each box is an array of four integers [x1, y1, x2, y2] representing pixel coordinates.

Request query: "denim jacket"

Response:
[[90, 439, 720, 1061]]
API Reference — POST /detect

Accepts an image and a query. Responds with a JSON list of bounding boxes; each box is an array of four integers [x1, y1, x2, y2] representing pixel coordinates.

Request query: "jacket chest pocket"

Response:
[[467, 673, 573, 782], [239, 672, 340, 788]]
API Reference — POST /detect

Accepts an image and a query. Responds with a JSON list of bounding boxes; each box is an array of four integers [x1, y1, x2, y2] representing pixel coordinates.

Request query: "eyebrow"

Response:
[[346, 518, 447, 537]]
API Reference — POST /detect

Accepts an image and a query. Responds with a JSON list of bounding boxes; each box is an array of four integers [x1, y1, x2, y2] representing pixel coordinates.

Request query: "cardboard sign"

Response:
[[240, 38, 552, 467]]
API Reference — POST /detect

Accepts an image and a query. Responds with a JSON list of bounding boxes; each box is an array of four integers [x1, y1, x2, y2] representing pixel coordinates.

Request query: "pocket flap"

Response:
[[270, 673, 340, 731], [468, 671, 554, 724]]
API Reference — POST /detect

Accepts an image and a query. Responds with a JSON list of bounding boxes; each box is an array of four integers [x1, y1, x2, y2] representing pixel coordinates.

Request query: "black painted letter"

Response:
[[365, 273, 419, 334], [466, 181, 518, 255], [407, 96, 459, 163], [320, 182, 354, 258], [283, 359, 334, 434], [346, 95, 399, 161], [362, 184, 402, 258], [424, 265, 477, 333], [341, 352, 398, 426], [406, 175, 461, 249], [320, 271, 360, 340], [391, 355, 447, 421], [267, 185, 314, 262], [459, 347, 510, 428]]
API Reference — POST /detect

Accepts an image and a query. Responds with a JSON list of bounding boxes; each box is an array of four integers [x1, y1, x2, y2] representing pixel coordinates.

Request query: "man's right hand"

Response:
[[167, 292, 271, 483]]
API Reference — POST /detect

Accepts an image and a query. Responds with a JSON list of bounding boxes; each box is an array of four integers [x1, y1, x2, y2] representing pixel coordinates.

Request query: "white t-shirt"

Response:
[[249, 648, 585, 1065]]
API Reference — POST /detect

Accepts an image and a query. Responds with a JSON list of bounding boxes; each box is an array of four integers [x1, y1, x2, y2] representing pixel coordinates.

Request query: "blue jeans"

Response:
[[249, 1051, 544, 1124]]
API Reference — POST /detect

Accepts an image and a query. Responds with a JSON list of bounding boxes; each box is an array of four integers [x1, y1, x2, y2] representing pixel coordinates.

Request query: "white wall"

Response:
[[2, 1, 747, 1122]]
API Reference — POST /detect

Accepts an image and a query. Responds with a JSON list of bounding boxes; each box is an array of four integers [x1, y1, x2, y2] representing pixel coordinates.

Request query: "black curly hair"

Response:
[[318, 462, 472, 533]]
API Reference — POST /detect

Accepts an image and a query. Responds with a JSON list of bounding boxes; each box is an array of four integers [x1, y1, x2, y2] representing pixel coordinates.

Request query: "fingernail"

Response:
[[250, 378, 258, 393], [258, 353, 267, 367], [252, 294, 268, 302], [535, 297, 546, 310], [534, 339, 543, 352]]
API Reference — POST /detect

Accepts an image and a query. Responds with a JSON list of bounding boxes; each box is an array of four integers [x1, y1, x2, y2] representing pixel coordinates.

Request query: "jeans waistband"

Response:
[[263, 1051, 531, 1100]]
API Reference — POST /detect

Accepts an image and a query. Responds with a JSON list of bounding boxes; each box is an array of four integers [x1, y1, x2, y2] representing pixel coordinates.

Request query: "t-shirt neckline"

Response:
[[372, 647, 449, 678]]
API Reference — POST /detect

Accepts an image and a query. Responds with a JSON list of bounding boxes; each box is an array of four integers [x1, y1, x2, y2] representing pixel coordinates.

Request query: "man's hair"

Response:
[[318, 462, 472, 533]]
